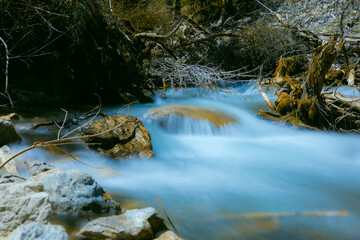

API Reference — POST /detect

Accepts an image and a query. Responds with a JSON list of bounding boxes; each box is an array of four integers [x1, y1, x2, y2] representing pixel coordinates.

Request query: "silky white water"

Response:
[[13, 82, 360, 239]]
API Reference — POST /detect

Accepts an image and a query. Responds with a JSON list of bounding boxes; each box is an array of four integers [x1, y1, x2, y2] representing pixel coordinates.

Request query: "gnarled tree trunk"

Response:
[[298, 35, 344, 126]]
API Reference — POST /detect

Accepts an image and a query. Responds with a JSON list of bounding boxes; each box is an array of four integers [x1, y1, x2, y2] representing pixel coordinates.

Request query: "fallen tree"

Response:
[[258, 35, 360, 132]]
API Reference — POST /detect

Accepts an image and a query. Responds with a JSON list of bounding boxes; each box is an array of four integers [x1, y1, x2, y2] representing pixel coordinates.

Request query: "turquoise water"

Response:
[[13, 82, 360, 239]]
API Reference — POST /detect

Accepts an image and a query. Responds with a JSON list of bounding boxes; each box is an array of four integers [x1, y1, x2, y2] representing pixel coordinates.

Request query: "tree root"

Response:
[[258, 35, 360, 132]]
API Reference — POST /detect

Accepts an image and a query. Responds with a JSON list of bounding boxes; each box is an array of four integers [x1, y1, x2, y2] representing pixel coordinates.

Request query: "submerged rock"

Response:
[[78, 207, 167, 239], [0, 119, 21, 147], [81, 115, 154, 159], [147, 105, 238, 128], [154, 231, 183, 240], [0, 145, 17, 173], [29, 169, 121, 215], [0, 182, 51, 237], [7, 222, 68, 240]]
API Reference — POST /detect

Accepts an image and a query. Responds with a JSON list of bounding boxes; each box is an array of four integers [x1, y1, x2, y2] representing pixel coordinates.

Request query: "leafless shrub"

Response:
[[147, 58, 258, 94], [209, 17, 308, 73]]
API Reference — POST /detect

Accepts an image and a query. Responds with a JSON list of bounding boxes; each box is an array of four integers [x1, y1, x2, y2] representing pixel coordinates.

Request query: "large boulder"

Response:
[[78, 207, 167, 239], [0, 182, 52, 237], [0, 119, 21, 147], [7, 222, 68, 240], [81, 115, 154, 159], [0, 145, 17, 173], [146, 105, 238, 128], [29, 168, 121, 215]]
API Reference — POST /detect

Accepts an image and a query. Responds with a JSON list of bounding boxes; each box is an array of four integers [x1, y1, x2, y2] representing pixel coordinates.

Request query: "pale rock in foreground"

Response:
[[81, 115, 154, 159], [78, 207, 167, 239], [0, 145, 17, 173], [154, 231, 183, 240], [0, 182, 51, 237], [29, 168, 121, 215], [7, 222, 68, 240]]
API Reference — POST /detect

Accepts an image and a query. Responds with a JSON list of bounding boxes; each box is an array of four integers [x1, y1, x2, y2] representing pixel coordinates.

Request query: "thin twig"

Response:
[[117, 101, 139, 114], [256, 65, 275, 111], [58, 108, 68, 139], [254, 0, 284, 24], [155, 193, 178, 233], [0, 121, 125, 170], [109, 0, 113, 12], [44, 143, 102, 169], [61, 94, 102, 139]]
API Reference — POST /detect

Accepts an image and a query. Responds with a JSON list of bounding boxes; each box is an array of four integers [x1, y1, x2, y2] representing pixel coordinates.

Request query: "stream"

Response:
[[11, 82, 360, 240]]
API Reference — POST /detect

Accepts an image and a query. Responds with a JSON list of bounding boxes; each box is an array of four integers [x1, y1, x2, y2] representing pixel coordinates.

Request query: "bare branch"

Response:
[[256, 65, 275, 111], [58, 108, 68, 140], [175, 31, 240, 49], [60, 94, 102, 139], [254, 0, 284, 24], [109, 0, 113, 12], [0, 36, 13, 107], [134, 18, 183, 39]]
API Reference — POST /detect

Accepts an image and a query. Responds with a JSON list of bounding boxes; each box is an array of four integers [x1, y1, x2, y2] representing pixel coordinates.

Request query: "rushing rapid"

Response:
[[14, 82, 360, 240]]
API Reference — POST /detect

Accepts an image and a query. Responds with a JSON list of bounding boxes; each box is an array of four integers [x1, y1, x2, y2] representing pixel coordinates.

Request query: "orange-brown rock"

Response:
[[81, 115, 154, 159], [147, 105, 238, 128]]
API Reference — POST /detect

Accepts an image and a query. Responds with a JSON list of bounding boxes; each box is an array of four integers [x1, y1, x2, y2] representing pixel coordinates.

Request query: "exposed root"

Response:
[[273, 56, 307, 85], [258, 35, 360, 132], [256, 66, 275, 111]]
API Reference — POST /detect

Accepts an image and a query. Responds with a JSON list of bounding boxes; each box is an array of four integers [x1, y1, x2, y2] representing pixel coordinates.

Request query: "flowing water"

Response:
[[11, 82, 360, 239]]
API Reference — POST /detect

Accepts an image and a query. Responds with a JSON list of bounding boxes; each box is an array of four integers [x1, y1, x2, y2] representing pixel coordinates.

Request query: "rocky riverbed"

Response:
[[0, 163, 181, 240], [0, 113, 182, 240], [276, 0, 360, 35]]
